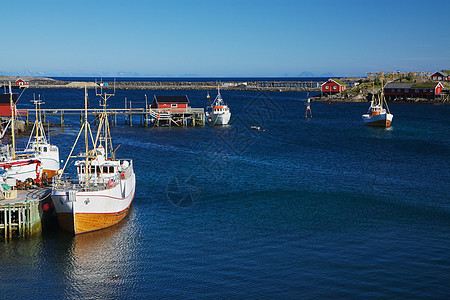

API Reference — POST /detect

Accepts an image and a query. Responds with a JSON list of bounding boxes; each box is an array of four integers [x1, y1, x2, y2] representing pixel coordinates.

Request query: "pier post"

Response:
[[18, 207, 21, 236], [3, 208, 6, 239], [8, 204, 12, 239], [60, 112, 64, 127]]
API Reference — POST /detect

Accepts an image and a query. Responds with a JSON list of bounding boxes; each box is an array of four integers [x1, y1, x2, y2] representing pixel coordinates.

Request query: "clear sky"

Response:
[[1, 0, 449, 77]]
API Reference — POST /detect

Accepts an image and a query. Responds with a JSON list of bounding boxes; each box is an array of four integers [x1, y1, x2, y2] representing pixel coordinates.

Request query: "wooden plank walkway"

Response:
[[25, 107, 206, 127]]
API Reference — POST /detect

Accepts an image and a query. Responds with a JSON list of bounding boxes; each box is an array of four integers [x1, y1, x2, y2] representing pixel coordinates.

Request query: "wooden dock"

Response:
[[25, 107, 205, 127], [0, 188, 52, 239]]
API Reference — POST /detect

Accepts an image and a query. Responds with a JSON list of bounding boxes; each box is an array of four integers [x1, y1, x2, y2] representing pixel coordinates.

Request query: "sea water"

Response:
[[0, 88, 449, 298]]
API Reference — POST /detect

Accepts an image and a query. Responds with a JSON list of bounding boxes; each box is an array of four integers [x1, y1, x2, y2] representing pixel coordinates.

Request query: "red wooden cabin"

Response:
[[321, 79, 346, 93], [430, 71, 450, 82], [383, 82, 443, 99], [151, 95, 190, 112]]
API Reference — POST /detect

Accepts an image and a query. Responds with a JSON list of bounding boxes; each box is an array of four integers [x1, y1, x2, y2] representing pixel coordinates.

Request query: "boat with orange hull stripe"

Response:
[[51, 85, 136, 234], [362, 84, 393, 128]]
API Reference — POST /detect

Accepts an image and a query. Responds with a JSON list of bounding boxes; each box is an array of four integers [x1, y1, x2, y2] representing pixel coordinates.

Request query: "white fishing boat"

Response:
[[23, 97, 60, 181], [0, 83, 42, 183], [206, 86, 231, 125], [51, 86, 135, 234], [362, 87, 393, 128]]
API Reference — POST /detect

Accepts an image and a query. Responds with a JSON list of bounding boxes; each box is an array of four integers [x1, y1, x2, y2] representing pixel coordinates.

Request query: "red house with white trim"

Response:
[[430, 71, 450, 81], [321, 78, 346, 93], [151, 95, 190, 112], [15, 78, 30, 87]]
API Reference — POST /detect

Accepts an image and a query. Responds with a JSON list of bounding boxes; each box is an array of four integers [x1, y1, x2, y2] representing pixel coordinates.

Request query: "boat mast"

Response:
[[9, 82, 15, 159], [84, 86, 89, 185], [95, 79, 115, 159]]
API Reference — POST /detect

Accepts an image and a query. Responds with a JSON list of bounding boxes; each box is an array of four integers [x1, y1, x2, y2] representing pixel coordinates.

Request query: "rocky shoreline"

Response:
[[1, 75, 448, 103]]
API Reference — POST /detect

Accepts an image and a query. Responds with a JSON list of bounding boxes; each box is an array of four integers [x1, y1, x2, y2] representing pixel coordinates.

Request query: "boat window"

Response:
[[103, 166, 109, 173], [91, 166, 96, 173], [96, 166, 101, 174], [110, 166, 114, 173], [44, 147, 47, 152]]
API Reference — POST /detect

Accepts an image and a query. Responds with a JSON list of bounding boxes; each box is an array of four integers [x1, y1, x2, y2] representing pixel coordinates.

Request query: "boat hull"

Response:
[[208, 111, 231, 125], [0, 159, 41, 182], [51, 172, 136, 234], [362, 113, 393, 128]]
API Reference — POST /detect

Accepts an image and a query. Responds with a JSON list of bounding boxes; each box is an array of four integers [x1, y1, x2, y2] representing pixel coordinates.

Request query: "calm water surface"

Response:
[[1, 89, 449, 298]]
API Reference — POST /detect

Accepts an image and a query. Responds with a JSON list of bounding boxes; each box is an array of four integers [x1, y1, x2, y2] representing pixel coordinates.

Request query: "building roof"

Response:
[[384, 82, 414, 89], [412, 82, 441, 89], [384, 82, 441, 89], [321, 78, 346, 86], [153, 95, 190, 103], [433, 71, 449, 77]]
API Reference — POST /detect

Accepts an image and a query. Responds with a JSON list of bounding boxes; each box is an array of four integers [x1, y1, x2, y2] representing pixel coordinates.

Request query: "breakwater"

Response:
[[11, 79, 323, 92]]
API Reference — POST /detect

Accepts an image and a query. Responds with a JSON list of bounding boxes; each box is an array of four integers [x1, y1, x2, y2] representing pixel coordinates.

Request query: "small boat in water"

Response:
[[362, 88, 393, 128], [0, 83, 42, 183], [23, 96, 60, 181], [206, 86, 231, 125], [51, 87, 136, 234]]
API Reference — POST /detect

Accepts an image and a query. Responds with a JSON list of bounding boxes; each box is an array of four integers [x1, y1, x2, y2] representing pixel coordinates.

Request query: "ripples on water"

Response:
[[1, 90, 449, 298]]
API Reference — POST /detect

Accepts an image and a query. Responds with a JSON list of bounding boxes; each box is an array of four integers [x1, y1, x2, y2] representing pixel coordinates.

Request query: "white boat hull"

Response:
[[208, 111, 231, 125], [51, 171, 136, 234], [0, 159, 41, 182], [362, 113, 393, 128]]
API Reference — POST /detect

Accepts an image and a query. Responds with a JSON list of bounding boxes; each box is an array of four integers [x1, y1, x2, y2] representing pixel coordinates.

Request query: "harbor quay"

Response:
[[0, 187, 52, 239]]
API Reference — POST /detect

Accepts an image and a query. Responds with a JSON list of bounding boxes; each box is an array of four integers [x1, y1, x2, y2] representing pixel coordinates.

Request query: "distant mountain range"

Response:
[[298, 71, 335, 77]]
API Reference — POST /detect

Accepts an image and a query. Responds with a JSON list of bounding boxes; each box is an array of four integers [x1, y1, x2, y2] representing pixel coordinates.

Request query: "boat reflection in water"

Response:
[[60, 207, 139, 299]]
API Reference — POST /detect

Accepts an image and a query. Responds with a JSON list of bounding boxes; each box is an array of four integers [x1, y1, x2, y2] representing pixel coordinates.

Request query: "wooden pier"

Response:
[[25, 107, 205, 127], [0, 188, 51, 239]]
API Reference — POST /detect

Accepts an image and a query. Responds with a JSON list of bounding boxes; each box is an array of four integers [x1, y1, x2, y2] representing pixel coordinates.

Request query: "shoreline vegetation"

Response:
[[1, 75, 449, 103]]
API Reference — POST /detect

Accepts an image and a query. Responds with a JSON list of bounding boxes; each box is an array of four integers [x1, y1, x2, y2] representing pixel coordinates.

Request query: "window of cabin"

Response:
[[171, 104, 177, 108], [109, 166, 115, 173], [103, 166, 109, 173], [333, 86, 337, 90]]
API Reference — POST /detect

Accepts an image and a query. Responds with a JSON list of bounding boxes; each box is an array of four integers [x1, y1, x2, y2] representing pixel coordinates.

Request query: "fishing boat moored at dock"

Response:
[[51, 87, 135, 234]]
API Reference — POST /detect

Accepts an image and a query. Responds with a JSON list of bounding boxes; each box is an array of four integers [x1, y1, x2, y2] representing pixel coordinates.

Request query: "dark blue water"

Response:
[[1, 89, 449, 298]]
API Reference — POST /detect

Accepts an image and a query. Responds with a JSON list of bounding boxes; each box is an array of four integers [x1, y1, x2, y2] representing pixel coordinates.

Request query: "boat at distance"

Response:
[[362, 87, 393, 128], [206, 86, 231, 125], [51, 86, 135, 234]]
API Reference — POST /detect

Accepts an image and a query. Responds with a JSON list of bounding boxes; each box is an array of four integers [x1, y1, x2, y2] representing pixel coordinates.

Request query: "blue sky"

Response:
[[1, 0, 449, 77]]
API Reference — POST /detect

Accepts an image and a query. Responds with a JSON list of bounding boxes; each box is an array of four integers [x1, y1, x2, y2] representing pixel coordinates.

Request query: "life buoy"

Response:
[[120, 173, 125, 179]]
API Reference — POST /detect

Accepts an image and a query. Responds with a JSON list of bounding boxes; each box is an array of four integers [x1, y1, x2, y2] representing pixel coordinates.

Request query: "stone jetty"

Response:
[[0, 76, 322, 92]]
